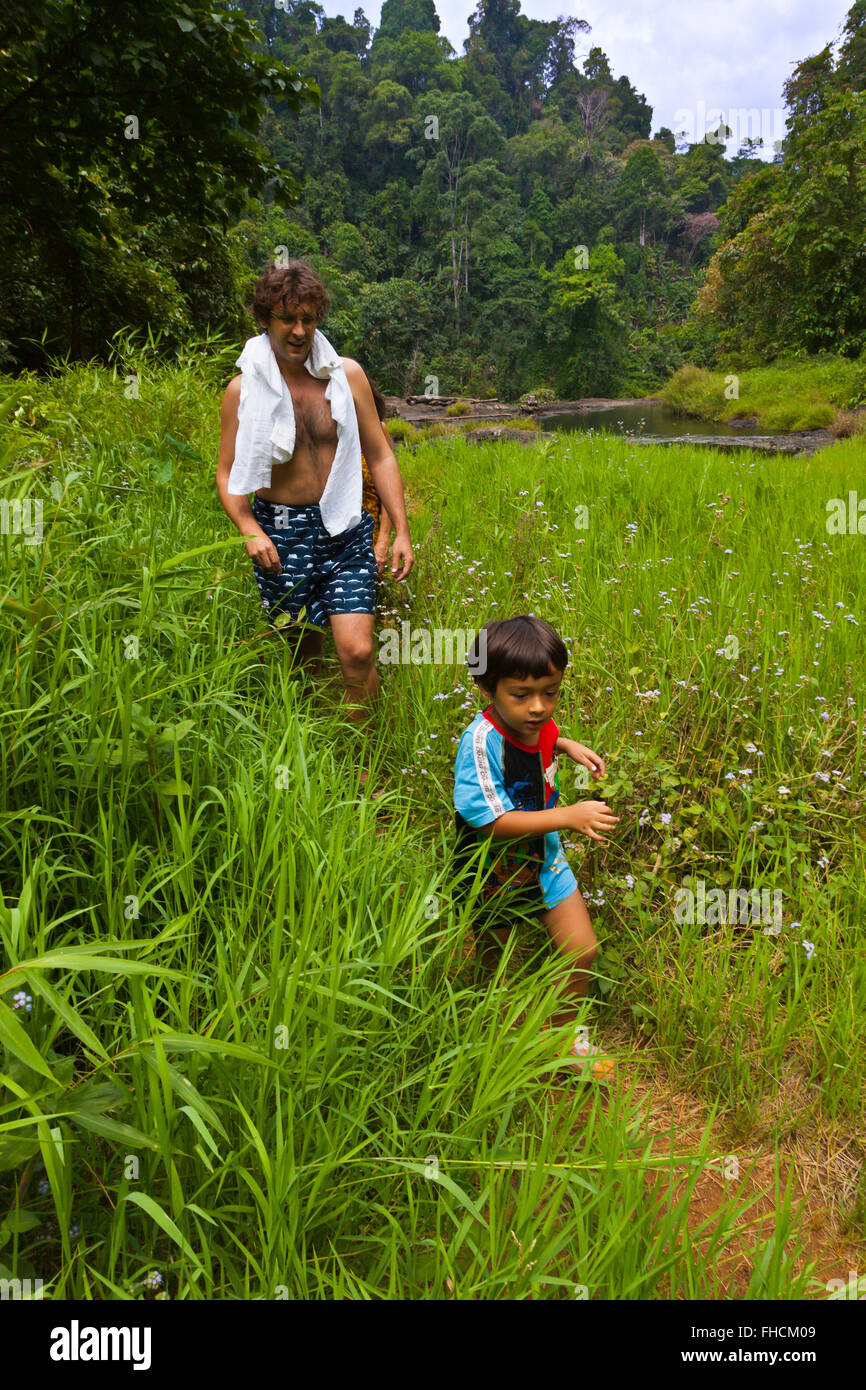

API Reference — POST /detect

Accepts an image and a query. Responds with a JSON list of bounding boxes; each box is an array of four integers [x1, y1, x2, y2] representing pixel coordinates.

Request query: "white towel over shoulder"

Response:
[[226, 329, 363, 537]]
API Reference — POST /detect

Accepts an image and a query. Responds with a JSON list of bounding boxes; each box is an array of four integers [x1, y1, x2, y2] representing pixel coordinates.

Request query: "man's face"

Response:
[[479, 664, 563, 745], [266, 299, 317, 366]]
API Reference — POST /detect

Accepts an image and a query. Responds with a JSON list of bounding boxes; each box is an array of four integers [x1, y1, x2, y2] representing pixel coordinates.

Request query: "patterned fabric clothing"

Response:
[[249, 495, 377, 629]]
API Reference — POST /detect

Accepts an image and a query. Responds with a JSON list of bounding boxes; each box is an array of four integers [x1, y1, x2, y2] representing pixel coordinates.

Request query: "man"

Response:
[[216, 260, 414, 718]]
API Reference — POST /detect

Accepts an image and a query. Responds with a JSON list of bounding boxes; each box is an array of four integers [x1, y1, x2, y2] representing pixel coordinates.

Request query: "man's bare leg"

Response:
[[328, 612, 380, 723], [291, 625, 325, 676], [267, 623, 325, 678]]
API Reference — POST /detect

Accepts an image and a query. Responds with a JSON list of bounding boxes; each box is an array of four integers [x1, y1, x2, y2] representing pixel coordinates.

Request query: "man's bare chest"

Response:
[[284, 377, 337, 450]]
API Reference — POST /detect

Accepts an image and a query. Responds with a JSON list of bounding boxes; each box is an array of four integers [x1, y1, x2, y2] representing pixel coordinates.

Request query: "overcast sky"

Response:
[[316, 0, 854, 158]]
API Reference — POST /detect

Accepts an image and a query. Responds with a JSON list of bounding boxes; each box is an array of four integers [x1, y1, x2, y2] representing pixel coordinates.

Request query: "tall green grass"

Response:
[[1, 349, 864, 1299]]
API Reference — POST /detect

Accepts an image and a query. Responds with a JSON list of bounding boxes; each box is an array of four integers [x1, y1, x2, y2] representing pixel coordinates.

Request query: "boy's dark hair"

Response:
[[250, 260, 330, 328], [469, 615, 568, 692]]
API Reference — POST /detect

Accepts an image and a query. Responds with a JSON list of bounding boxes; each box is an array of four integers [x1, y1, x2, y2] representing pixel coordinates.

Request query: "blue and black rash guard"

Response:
[[452, 706, 577, 923]]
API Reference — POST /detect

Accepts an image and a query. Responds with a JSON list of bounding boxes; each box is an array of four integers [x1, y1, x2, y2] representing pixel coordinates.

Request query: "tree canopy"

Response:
[[0, 0, 317, 362], [3, 0, 862, 394]]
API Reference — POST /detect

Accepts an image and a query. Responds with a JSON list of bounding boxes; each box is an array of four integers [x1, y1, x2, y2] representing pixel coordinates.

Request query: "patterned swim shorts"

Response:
[[250, 496, 378, 630]]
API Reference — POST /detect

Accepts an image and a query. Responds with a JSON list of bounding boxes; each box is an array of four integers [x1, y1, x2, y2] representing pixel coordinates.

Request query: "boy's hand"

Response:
[[563, 800, 620, 844], [558, 739, 606, 778]]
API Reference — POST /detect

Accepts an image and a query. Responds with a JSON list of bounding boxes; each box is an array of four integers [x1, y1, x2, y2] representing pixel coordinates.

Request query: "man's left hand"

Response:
[[390, 532, 414, 581]]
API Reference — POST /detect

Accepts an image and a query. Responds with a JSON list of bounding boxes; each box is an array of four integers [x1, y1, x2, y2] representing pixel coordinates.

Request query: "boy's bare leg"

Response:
[[475, 924, 512, 976], [329, 612, 380, 723], [541, 890, 598, 1030]]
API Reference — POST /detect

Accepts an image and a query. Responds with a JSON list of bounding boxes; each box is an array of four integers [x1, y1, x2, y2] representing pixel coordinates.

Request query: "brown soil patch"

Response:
[[606, 1023, 865, 1298], [451, 933, 864, 1297]]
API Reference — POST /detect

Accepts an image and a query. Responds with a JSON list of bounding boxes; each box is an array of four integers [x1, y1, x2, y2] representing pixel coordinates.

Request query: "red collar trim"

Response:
[[482, 705, 552, 752]]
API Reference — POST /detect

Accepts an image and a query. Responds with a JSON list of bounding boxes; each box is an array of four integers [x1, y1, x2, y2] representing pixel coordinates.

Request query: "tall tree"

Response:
[[377, 0, 441, 39], [695, 87, 866, 356], [614, 146, 670, 246], [543, 241, 626, 394], [408, 92, 504, 320], [464, 2, 591, 134], [836, 0, 866, 91], [782, 45, 836, 125]]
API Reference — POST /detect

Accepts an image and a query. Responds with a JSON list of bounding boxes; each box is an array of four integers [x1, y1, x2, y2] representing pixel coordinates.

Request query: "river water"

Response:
[[538, 403, 775, 439]]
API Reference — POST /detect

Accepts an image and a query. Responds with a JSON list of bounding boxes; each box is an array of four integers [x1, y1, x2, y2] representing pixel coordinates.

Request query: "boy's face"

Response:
[[479, 664, 563, 745]]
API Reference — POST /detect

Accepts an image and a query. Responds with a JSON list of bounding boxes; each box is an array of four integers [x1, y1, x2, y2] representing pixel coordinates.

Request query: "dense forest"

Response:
[[2, 0, 865, 396]]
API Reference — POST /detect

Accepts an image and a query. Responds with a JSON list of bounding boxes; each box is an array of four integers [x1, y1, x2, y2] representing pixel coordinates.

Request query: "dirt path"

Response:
[[459, 926, 865, 1295], [599, 1021, 865, 1297]]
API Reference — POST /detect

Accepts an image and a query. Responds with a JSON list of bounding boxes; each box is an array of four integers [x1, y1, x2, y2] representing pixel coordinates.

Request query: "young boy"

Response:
[[453, 615, 619, 1079]]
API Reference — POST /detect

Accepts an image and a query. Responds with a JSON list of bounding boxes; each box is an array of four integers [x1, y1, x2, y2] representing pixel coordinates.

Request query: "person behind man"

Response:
[[361, 373, 398, 577], [215, 260, 414, 718]]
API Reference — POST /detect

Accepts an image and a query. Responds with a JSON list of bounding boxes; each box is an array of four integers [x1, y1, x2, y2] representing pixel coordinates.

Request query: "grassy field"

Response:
[[1, 340, 865, 1299]]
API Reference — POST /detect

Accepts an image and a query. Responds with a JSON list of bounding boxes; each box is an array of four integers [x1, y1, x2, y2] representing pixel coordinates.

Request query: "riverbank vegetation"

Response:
[[659, 356, 866, 433]]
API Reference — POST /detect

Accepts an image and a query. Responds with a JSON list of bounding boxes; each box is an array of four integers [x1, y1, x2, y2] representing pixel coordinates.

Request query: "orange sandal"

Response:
[[543, 1023, 615, 1082], [568, 1033, 615, 1081]]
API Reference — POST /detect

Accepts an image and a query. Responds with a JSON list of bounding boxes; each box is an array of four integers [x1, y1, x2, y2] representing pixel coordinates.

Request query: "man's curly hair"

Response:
[[250, 260, 330, 328]]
